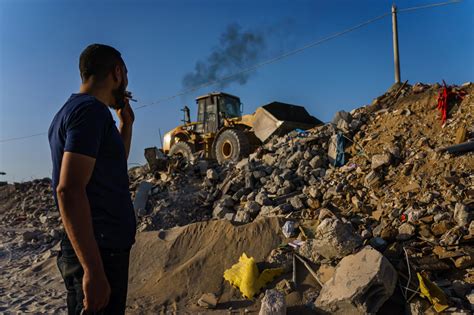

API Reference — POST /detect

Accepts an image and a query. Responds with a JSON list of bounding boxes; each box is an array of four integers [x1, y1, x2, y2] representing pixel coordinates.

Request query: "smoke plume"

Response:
[[182, 23, 266, 89]]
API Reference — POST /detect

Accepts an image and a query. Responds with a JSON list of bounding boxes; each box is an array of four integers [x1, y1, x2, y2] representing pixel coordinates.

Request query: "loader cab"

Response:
[[196, 92, 241, 134]]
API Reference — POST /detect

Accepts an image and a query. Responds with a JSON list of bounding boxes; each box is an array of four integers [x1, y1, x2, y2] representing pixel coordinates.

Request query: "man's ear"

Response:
[[112, 65, 122, 83]]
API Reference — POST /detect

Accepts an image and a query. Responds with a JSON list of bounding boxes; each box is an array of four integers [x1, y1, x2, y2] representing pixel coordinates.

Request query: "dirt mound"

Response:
[[127, 217, 283, 313]]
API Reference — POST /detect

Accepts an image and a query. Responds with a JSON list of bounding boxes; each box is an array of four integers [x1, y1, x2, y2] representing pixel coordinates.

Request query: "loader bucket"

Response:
[[252, 102, 323, 142]]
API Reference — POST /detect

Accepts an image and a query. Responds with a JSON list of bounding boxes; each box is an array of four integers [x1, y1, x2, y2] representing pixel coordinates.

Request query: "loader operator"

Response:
[[48, 44, 136, 314]]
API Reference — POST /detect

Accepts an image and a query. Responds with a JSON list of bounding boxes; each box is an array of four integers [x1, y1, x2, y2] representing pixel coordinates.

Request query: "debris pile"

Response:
[[128, 81, 474, 313], [0, 81, 472, 313], [0, 178, 62, 245]]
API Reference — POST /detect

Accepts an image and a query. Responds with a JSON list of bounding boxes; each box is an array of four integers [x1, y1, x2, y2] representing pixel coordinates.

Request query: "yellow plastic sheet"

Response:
[[223, 253, 284, 299], [417, 272, 449, 313]]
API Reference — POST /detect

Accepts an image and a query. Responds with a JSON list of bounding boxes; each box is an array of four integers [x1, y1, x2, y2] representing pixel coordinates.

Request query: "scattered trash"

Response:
[[417, 272, 449, 313], [223, 253, 284, 299]]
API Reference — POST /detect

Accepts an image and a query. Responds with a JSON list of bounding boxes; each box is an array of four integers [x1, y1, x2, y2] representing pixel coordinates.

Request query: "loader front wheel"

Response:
[[215, 129, 250, 164], [168, 141, 195, 162]]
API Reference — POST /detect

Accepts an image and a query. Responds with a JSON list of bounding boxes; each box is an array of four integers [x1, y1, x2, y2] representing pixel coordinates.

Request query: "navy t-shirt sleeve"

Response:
[[64, 102, 109, 158]]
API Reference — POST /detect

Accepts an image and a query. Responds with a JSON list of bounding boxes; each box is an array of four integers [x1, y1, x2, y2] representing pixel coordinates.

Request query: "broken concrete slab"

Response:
[[315, 246, 397, 314], [313, 218, 362, 260], [133, 181, 153, 217]]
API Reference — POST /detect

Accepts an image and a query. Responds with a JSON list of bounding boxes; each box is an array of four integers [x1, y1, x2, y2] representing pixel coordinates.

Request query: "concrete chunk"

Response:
[[133, 181, 153, 217], [371, 153, 391, 169], [259, 289, 286, 315], [315, 246, 397, 314], [313, 218, 362, 259]]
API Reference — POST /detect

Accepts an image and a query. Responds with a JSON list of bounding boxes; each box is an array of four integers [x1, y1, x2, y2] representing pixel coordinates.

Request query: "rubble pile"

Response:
[[0, 81, 472, 312], [0, 178, 62, 245], [129, 81, 474, 313]]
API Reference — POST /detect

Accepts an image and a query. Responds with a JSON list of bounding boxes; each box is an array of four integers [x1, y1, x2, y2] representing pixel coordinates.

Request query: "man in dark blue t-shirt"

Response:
[[48, 44, 136, 314]]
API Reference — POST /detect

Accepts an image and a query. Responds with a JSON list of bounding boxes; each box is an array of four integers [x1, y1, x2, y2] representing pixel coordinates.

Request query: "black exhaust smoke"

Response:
[[182, 23, 266, 89]]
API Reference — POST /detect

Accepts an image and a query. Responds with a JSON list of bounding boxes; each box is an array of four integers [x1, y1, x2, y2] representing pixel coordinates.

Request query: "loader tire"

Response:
[[215, 129, 250, 164], [168, 142, 195, 162]]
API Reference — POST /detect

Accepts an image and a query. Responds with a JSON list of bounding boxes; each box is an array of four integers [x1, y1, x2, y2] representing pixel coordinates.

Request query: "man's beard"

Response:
[[110, 81, 126, 110]]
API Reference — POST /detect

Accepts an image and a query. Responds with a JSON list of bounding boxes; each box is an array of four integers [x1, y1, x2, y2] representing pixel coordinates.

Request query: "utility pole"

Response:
[[392, 4, 401, 83]]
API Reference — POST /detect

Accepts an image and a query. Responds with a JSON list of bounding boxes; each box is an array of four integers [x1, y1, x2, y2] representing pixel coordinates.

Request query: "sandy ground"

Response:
[[0, 226, 66, 313], [127, 217, 284, 314], [1, 218, 290, 314]]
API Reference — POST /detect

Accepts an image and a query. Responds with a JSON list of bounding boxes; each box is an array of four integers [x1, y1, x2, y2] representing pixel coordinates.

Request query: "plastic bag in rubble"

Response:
[[223, 253, 284, 299], [417, 272, 449, 313], [282, 221, 296, 238]]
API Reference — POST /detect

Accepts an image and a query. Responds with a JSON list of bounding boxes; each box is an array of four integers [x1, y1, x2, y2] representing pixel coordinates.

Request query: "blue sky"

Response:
[[0, 0, 473, 182]]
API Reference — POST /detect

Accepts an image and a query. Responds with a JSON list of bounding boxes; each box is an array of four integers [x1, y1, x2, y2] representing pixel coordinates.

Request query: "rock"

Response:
[[262, 154, 277, 166], [286, 151, 304, 168], [337, 119, 350, 133], [364, 170, 380, 188], [22, 230, 42, 242], [197, 293, 218, 309], [466, 289, 474, 311], [234, 210, 250, 223], [380, 226, 398, 242], [313, 218, 362, 260], [223, 212, 235, 221], [433, 212, 450, 223], [255, 192, 272, 206], [235, 158, 249, 170], [290, 196, 304, 211], [220, 195, 234, 207], [212, 204, 229, 218], [327, 134, 338, 165], [369, 237, 387, 250], [439, 227, 463, 246], [206, 169, 218, 181], [253, 170, 266, 179], [451, 280, 470, 299], [315, 246, 397, 314], [454, 254, 474, 269], [397, 223, 416, 241], [259, 289, 286, 315], [431, 221, 452, 236], [133, 181, 153, 216], [245, 201, 261, 215], [307, 197, 320, 209], [266, 248, 293, 270], [317, 264, 336, 284], [351, 196, 363, 211], [309, 155, 323, 169], [371, 153, 391, 169], [332, 110, 352, 125], [454, 203, 470, 226], [39, 214, 48, 224]]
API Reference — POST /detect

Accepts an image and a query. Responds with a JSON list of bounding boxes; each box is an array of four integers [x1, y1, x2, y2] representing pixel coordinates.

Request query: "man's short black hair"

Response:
[[79, 44, 124, 82]]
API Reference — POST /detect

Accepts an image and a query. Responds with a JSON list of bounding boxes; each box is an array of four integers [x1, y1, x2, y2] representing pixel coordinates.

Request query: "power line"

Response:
[[0, 0, 462, 144], [0, 132, 47, 143], [398, 0, 461, 13]]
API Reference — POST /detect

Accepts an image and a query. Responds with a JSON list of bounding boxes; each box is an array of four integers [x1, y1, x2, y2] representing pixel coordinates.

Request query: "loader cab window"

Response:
[[219, 96, 241, 118], [197, 99, 206, 123], [196, 98, 207, 133]]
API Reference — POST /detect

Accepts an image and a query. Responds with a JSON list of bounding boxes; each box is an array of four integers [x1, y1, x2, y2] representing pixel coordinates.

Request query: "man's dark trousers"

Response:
[[57, 240, 131, 315]]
